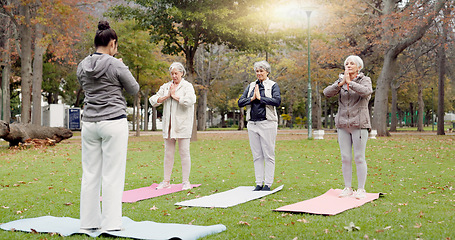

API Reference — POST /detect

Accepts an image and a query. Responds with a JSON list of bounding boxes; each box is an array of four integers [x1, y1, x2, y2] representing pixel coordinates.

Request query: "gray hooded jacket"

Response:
[[323, 72, 373, 129], [77, 53, 139, 122]]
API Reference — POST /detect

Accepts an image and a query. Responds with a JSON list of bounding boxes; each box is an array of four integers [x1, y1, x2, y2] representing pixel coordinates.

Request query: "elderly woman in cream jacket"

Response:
[[149, 62, 196, 190]]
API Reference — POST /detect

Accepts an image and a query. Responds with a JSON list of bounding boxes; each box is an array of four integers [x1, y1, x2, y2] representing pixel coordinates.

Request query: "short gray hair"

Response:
[[253, 60, 271, 75], [169, 62, 186, 77], [344, 55, 364, 73]]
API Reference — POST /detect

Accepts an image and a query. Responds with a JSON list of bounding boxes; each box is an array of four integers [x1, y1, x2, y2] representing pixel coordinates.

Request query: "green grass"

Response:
[[0, 132, 454, 239]]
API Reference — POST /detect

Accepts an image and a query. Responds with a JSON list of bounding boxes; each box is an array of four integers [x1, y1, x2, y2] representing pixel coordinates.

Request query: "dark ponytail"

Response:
[[94, 20, 118, 48]]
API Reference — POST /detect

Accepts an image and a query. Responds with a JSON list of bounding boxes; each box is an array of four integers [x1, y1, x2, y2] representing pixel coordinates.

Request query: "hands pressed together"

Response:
[[158, 83, 180, 103], [338, 69, 352, 90], [250, 84, 262, 102]]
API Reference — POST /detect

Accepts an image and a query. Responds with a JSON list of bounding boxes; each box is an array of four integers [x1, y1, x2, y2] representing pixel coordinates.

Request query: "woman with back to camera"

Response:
[[149, 62, 196, 191], [323, 55, 373, 199], [77, 20, 139, 232]]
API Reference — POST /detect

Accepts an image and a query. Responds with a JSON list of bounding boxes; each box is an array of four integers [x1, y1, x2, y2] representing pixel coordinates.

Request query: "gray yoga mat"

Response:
[[0, 215, 226, 240]]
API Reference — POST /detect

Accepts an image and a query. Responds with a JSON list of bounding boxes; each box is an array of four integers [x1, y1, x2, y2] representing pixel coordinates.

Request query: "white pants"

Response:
[[337, 127, 368, 189], [247, 120, 278, 187], [163, 138, 191, 182], [80, 118, 128, 231]]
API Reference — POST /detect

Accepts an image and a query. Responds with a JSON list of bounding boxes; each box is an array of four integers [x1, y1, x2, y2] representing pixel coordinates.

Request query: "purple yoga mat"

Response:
[[100, 183, 201, 203], [274, 188, 381, 215]]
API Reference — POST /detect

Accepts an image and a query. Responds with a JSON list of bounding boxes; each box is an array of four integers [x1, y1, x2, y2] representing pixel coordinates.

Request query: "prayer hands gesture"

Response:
[[338, 69, 351, 89], [157, 83, 179, 103], [251, 84, 261, 101], [169, 83, 180, 101]]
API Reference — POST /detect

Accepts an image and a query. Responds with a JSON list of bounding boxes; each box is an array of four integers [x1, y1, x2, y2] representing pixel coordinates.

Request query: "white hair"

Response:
[[253, 60, 271, 75], [169, 62, 186, 77], [344, 55, 364, 73]]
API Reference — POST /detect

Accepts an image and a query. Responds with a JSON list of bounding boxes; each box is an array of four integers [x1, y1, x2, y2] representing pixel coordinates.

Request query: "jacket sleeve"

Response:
[[238, 85, 251, 107], [323, 79, 342, 98], [349, 76, 373, 99], [149, 84, 167, 107], [178, 83, 196, 107], [116, 61, 139, 95], [260, 83, 281, 107]]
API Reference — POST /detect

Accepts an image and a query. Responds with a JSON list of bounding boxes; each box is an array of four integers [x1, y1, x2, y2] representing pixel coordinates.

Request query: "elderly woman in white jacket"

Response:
[[149, 62, 196, 190]]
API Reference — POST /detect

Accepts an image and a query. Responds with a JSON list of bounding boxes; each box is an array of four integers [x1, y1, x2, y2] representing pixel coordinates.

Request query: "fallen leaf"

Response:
[[344, 222, 360, 231], [150, 205, 158, 210], [297, 218, 309, 223], [63, 202, 73, 206], [238, 221, 250, 226]]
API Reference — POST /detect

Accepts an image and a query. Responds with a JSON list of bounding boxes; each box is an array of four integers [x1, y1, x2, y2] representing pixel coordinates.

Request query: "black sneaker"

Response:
[[253, 185, 263, 191], [262, 185, 271, 191]]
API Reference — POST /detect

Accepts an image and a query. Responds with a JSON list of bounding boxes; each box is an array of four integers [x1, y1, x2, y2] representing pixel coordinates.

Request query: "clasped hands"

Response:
[[158, 83, 179, 103], [250, 84, 262, 102], [338, 69, 352, 89]]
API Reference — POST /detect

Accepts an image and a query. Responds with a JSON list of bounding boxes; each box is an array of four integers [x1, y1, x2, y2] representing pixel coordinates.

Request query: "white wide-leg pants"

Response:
[[80, 118, 128, 231], [247, 120, 278, 187]]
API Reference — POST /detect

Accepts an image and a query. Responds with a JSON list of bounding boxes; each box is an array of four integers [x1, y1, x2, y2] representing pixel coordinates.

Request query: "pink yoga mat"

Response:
[[101, 183, 201, 203], [274, 189, 381, 215]]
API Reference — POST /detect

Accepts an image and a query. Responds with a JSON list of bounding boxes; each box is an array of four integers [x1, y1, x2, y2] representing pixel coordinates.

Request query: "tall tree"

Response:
[[0, 3, 12, 122], [112, 19, 169, 135], [1, 0, 90, 124], [372, 0, 446, 136], [110, 0, 270, 132]]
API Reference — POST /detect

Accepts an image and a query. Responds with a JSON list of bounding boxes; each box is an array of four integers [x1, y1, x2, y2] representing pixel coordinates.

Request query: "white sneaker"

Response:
[[156, 181, 171, 190], [355, 188, 367, 199], [339, 187, 354, 198], [182, 181, 192, 190]]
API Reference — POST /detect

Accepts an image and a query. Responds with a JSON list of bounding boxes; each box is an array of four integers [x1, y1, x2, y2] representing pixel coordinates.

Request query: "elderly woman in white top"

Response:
[[149, 62, 196, 190]]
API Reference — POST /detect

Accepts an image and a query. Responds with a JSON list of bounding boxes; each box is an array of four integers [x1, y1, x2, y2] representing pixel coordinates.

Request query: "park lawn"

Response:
[[0, 132, 454, 239]]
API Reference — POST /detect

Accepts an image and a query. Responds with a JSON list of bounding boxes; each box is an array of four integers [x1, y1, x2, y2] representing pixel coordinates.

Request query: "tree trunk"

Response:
[[409, 102, 415, 127], [197, 87, 207, 130], [151, 105, 157, 131], [135, 92, 141, 136], [19, 3, 33, 123], [0, 120, 73, 147], [132, 96, 136, 131], [373, 0, 446, 136], [143, 89, 150, 131], [184, 58, 197, 141], [1, 16, 12, 123], [323, 98, 327, 128], [373, 51, 395, 136], [417, 81, 424, 131], [238, 107, 244, 130], [32, 24, 47, 126], [312, 83, 322, 129], [1, 64, 11, 123], [436, 7, 449, 135], [389, 83, 398, 132]]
